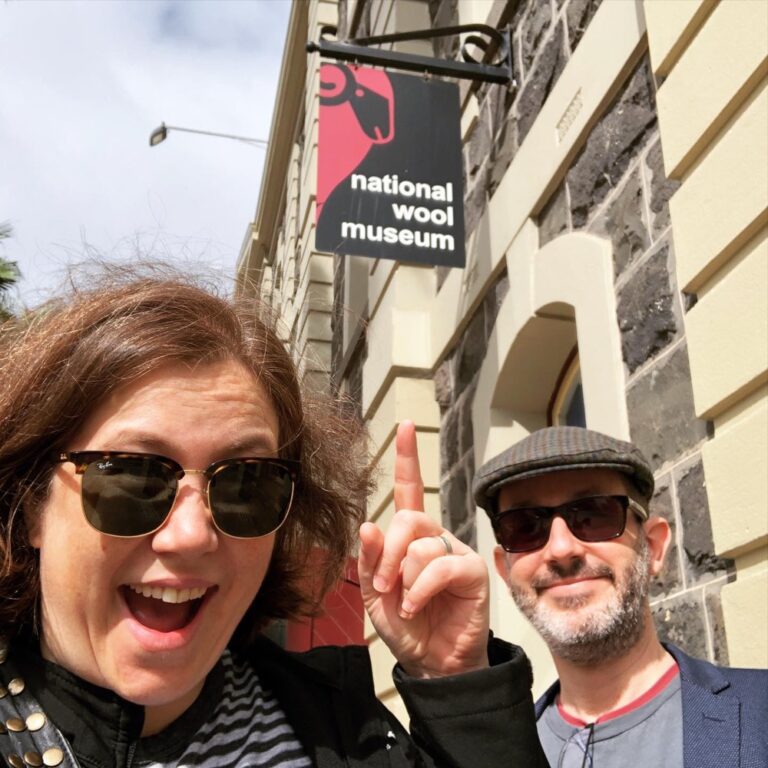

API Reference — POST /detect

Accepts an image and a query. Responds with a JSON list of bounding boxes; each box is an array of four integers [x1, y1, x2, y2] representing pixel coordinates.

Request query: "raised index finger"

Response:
[[394, 420, 424, 512]]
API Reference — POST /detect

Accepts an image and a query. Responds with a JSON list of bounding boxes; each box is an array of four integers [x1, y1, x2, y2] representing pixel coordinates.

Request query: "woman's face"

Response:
[[29, 359, 281, 734]]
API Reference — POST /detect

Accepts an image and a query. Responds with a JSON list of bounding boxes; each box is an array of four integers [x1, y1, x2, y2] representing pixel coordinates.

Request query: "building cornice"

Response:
[[236, 2, 308, 292]]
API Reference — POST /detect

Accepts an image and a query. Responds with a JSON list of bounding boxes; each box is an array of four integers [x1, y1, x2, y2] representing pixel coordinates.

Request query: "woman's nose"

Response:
[[150, 478, 218, 556]]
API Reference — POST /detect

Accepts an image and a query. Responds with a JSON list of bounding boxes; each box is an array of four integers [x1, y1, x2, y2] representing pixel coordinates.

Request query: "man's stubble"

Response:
[[508, 535, 652, 666]]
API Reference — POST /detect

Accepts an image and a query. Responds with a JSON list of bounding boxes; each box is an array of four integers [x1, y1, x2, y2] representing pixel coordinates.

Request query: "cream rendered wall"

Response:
[[645, 0, 768, 667], [643, 0, 717, 77], [458, 0, 496, 26]]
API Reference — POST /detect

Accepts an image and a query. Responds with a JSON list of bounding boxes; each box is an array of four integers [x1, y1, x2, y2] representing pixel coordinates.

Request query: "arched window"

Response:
[[548, 347, 586, 427]]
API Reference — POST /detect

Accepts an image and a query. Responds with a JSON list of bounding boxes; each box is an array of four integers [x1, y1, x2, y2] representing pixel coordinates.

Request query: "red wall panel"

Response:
[[285, 555, 365, 651]]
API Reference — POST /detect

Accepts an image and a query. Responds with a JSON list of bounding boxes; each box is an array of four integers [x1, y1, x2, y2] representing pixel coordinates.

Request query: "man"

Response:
[[473, 426, 767, 768]]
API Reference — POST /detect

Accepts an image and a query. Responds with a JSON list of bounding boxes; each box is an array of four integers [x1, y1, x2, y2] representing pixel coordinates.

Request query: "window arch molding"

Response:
[[473, 227, 629, 464]]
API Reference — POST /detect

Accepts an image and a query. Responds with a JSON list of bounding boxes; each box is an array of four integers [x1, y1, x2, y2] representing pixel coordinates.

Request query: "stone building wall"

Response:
[[241, 0, 765, 692], [238, 0, 766, 706], [642, 0, 767, 667], [430, 0, 732, 663]]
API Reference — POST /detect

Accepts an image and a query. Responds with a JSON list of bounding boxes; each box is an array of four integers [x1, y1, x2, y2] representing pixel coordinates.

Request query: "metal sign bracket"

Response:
[[307, 24, 514, 86]]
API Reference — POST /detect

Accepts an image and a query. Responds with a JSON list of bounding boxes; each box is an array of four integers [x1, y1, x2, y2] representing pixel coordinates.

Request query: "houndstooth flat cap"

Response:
[[473, 426, 654, 517]]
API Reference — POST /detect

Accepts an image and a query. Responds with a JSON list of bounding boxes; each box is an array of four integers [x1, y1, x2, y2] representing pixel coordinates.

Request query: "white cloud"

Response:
[[0, 0, 291, 307]]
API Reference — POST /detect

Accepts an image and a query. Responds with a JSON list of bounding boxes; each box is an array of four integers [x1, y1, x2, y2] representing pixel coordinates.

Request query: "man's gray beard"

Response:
[[508, 535, 651, 666]]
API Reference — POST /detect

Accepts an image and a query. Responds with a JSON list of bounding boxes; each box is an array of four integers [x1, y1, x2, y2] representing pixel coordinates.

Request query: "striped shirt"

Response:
[[135, 651, 312, 768]]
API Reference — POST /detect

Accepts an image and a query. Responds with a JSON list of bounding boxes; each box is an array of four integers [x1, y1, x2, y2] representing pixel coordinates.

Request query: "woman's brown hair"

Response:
[[0, 266, 372, 647]]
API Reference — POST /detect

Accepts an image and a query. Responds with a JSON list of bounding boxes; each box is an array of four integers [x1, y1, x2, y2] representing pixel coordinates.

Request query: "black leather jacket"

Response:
[[0, 635, 547, 768]]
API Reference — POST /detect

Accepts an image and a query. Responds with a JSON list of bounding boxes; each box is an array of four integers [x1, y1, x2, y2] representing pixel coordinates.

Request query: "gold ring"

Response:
[[437, 533, 453, 555]]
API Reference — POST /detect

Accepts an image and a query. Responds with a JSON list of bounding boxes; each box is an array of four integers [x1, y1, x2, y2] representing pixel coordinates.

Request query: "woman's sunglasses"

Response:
[[492, 495, 647, 553], [54, 451, 299, 539]]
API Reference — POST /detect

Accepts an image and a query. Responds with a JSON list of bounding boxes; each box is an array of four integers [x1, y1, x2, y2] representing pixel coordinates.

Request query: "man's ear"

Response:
[[493, 545, 512, 587], [643, 515, 672, 577]]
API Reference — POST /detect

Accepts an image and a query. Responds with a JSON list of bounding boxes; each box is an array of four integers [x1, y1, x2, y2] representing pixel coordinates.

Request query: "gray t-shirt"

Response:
[[537, 669, 683, 768]]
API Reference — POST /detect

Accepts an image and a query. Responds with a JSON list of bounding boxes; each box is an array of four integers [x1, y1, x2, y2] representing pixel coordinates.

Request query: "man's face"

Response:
[[493, 468, 669, 665]]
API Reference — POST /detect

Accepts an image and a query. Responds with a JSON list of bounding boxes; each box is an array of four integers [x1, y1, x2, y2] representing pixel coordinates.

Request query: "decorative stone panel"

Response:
[[464, 164, 489, 238], [567, 57, 657, 227], [429, 0, 459, 58], [458, 381, 478, 459], [443, 464, 469, 532], [626, 344, 708, 472], [617, 241, 678, 374], [539, 182, 571, 246], [592, 168, 650, 277], [566, 0, 602, 54], [653, 595, 709, 660], [645, 139, 680, 240], [455, 305, 489, 398], [488, 112, 518, 197], [517, 21, 568, 145], [486, 79, 516, 141], [676, 459, 731, 580], [520, 0, 553, 77], [440, 397, 461, 476], [485, 77, 518, 199], [648, 479, 682, 598], [466, 111, 492, 180], [433, 359, 452, 409], [705, 588, 730, 666]]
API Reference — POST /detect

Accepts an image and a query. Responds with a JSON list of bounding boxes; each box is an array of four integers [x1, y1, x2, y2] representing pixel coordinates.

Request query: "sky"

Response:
[[0, 0, 291, 308]]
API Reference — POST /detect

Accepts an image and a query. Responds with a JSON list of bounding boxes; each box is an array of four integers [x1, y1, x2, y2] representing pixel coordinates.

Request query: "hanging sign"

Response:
[[315, 64, 465, 268]]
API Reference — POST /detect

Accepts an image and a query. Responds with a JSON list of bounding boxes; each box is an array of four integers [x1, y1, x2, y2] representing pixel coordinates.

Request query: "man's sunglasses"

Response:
[[54, 451, 299, 539], [492, 495, 647, 553]]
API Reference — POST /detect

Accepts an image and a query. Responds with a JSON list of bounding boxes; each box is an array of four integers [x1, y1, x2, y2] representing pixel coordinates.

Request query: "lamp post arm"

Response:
[[149, 122, 268, 148]]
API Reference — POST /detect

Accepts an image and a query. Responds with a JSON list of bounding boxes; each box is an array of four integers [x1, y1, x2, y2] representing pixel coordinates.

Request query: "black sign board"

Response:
[[316, 64, 465, 268]]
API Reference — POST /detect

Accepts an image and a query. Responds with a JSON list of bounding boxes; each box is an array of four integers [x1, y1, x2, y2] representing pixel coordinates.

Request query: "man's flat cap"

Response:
[[473, 426, 654, 516]]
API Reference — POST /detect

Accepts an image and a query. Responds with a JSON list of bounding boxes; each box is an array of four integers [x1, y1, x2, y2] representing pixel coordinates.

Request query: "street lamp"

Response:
[[149, 122, 268, 148]]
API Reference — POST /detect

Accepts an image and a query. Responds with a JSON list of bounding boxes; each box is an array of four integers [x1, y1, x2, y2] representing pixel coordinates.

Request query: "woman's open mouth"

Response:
[[121, 584, 212, 633]]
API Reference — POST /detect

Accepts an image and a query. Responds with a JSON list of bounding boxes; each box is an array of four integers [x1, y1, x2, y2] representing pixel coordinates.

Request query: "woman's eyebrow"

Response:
[[97, 431, 278, 456], [222, 434, 280, 455], [96, 431, 169, 453]]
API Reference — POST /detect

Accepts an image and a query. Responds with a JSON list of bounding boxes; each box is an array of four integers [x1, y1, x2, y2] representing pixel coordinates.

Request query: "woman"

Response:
[[0, 270, 545, 767]]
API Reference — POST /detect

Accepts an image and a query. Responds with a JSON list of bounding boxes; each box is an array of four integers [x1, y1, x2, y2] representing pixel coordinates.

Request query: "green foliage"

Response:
[[0, 221, 21, 319]]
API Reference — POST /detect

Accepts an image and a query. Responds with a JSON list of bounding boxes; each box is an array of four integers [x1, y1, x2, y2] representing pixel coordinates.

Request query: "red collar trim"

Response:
[[557, 661, 679, 726]]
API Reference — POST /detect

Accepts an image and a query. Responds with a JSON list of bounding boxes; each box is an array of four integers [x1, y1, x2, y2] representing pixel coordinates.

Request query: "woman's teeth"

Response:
[[128, 584, 208, 603]]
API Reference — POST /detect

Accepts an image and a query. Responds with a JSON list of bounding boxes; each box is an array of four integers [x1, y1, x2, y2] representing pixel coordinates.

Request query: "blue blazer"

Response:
[[534, 643, 768, 768]]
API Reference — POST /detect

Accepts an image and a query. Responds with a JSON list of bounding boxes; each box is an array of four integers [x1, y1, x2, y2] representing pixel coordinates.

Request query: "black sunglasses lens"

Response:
[[209, 461, 294, 538], [496, 509, 551, 553], [81, 456, 177, 536], [567, 496, 626, 541]]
